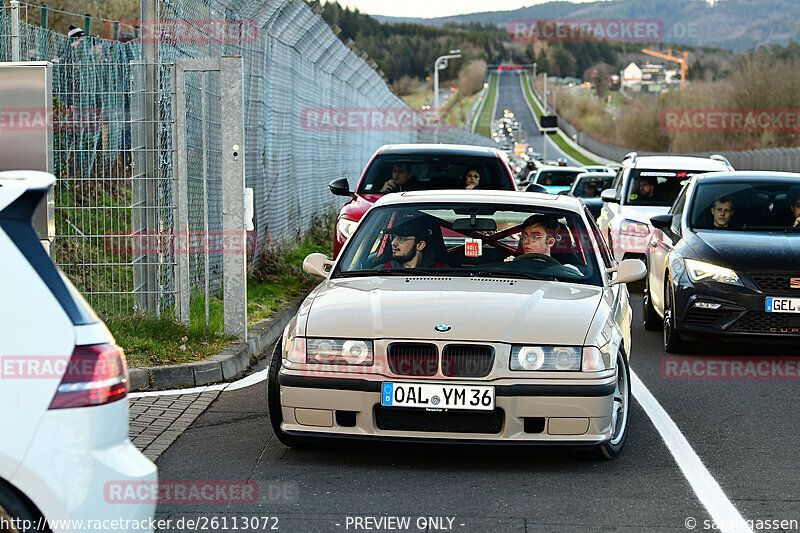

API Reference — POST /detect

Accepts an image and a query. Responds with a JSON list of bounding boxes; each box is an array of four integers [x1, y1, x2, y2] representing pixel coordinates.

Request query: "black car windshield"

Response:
[[335, 202, 603, 286], [625, 169, 704, 206], [357, 154, 514, 194], [689, 179, 800, 231], [573, 175, 614, 198], [535, 170, 582, 187]]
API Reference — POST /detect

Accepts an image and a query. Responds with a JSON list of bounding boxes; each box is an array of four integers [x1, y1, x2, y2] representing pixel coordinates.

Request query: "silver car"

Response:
[[268, 191, 645, 458]]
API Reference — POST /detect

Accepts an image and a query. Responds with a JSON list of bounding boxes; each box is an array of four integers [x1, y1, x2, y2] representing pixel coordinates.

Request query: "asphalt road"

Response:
[[151, 291, 800, 533], [492, 71, 583, 167]]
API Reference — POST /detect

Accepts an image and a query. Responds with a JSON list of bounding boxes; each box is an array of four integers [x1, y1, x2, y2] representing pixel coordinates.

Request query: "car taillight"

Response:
[[48, 343, 129, 409]]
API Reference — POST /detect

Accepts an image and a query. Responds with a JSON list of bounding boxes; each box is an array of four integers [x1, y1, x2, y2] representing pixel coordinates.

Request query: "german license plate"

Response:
[[765, 297, 800, 313], [381, 383, 494, 411]]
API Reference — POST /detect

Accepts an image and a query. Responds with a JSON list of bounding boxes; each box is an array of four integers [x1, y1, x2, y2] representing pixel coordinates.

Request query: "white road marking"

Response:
[[631, 369, 752, 533], [129, 368, 268, 398]]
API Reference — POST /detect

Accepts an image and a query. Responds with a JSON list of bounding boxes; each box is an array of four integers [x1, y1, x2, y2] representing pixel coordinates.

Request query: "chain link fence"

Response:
[[1, 0, 492, 321]]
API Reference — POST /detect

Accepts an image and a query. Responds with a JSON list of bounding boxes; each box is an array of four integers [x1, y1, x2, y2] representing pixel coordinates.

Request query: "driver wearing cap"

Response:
[[385, 218, 444, 269]]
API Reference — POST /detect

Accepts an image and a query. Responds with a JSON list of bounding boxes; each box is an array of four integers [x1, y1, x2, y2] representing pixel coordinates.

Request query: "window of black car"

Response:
[[535, 170, 581, 187], [335, 203, 603, 286], [574, 176, 614, 198], [688, 180, 800, 231], [358, 154, 514, 194], [624, 169, 700, 206], [669, 185, 689, 232]]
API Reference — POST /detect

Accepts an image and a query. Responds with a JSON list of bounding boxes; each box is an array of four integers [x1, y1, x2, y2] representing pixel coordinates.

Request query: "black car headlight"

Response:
[[684, 259, 742, 286]]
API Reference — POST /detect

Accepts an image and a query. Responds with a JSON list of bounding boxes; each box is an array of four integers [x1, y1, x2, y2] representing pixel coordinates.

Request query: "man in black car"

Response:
[[711, 196, 735, 228]]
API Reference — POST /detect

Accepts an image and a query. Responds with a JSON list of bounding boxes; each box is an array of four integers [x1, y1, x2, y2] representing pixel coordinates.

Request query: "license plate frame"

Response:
[[381, 382, 495, 411], [765, 297, 800, 314]]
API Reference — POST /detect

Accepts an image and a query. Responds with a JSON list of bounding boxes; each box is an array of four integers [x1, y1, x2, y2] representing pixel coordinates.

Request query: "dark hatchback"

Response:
[[328, 144, 517, 256], [644, 171, 800, 352], [566, 172, 615, 218]]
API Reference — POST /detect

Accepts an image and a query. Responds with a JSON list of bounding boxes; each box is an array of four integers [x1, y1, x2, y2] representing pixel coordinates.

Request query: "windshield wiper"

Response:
[[473, 271, 558, 282], [338, 267, 446, 277]]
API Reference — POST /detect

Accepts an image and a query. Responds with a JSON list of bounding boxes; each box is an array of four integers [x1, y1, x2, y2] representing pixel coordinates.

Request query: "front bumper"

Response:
[[277, 373, 615, 444], [674, 279, 800, 342]]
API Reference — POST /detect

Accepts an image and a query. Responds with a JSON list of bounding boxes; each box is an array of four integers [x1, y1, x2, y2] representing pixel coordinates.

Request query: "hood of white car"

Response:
[[619, 205, 669, 225], [305, 276, 603, 345]]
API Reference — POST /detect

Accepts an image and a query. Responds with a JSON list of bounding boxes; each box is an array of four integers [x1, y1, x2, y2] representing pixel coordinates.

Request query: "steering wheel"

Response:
[[512, 253, 561, 265]]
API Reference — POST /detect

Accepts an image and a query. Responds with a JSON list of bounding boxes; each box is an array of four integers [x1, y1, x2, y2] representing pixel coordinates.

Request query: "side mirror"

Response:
[[525, 183, 549, 193], [600, 189, 619, 203], [608, 259, 646, 285], [328, 178, 354, 198], [303, 253, 334, 279], [650, 214, 673, 232]]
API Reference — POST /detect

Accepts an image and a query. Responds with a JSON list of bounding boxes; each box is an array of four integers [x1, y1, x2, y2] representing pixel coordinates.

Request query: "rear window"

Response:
[[357, 154, 514, 194], [535, 170, 581, 187]]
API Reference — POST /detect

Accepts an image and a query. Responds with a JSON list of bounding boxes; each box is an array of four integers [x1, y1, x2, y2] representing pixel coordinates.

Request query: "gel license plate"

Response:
[[381, 383, 494, 411], [765, 297, 800, 313]]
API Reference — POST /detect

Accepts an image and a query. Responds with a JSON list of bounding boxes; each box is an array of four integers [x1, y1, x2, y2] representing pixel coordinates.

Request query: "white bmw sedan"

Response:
[[268, 190, 645, 459]]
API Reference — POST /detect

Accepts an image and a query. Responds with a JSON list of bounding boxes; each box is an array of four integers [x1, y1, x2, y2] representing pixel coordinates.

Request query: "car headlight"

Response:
[[510, 346, 581, 371], [303, 338, 373, 366], [337, 218, 358, 239], [581, 344, 612, 372], [619, 219, 650, 236], [684, 258, 742, 286]]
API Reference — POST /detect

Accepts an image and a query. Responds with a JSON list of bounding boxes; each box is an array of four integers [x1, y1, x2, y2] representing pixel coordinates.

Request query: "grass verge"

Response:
[[474, 73, 498, 137], [116, 211, 335, 368]]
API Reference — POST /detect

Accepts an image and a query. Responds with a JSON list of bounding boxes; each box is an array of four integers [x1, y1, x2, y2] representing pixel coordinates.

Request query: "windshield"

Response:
[[357, 154, 514, 194], [625, 169, 705, 206], [534, 170, 582, 187], [573, 175, 614, 198], [689, 179, 800, 231], [335, 202, 603, 286]]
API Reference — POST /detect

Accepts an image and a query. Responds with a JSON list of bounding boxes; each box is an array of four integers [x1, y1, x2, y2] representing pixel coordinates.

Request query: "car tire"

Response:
[[0, 483, 47, 533], [663, 279, 692, 353], [643, 274, 661, 331], [595, 350, 630, 460], [267, 341, 305, 448]]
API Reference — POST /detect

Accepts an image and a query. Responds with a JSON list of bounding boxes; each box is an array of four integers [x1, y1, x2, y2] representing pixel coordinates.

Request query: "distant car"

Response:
[[644, 171, 800, 352], [0, 171, 157, 532], [597, 152, 734, 263], [329, 144, 517, 257], [568, 172, 615, 218], [268, 190, 645, 458], [527, 166, 585, 194]]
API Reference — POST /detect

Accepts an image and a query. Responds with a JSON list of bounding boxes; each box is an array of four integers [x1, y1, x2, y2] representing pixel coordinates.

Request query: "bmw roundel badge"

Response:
[[434, 324, 451, 332]]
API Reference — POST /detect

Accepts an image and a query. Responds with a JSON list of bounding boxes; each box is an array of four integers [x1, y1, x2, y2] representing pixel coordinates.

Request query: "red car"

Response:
[[329, 144, 518, 256]]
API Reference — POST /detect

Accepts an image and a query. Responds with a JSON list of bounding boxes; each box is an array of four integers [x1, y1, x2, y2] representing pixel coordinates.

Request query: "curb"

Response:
[[128, 293, 307, 392]]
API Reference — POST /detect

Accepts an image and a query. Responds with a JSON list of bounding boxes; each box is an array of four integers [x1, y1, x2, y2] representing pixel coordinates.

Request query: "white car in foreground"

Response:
[[0, 171, 157, 532], [268, 190, 645, 459]]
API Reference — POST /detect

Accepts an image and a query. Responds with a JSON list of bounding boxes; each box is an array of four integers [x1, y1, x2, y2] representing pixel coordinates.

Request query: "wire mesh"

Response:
[[1, 0, 496, 321]]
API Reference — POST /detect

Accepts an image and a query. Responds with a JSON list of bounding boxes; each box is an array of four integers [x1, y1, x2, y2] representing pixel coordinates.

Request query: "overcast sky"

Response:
[[330, 0, 596, 19]]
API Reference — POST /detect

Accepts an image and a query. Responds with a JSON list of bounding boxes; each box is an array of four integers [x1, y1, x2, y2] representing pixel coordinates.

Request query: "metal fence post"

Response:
[[220, 56, 247, 341], [140, 0, 159, 313], [172, 63, 191, 325], [10, 0, 19, 61]]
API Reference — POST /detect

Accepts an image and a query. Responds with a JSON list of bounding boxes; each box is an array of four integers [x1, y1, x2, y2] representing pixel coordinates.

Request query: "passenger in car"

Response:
[[380, 163, 414, 193], [711, 196, 735, 228], [789, 193, 800, 227], [464, 168, 481, 189], [385, 218, 444, 269]]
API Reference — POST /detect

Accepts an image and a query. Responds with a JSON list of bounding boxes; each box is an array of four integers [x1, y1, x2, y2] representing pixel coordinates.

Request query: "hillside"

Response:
[[373, 0, 800, 51]]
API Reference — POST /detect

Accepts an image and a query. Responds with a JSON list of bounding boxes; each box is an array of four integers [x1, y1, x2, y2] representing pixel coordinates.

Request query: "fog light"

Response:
[[693, 301, 722, 310]]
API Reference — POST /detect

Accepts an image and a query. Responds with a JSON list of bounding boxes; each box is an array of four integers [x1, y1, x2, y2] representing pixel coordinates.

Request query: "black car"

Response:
[[644, 171, 800, 352], [566, 172, 615, 218]]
